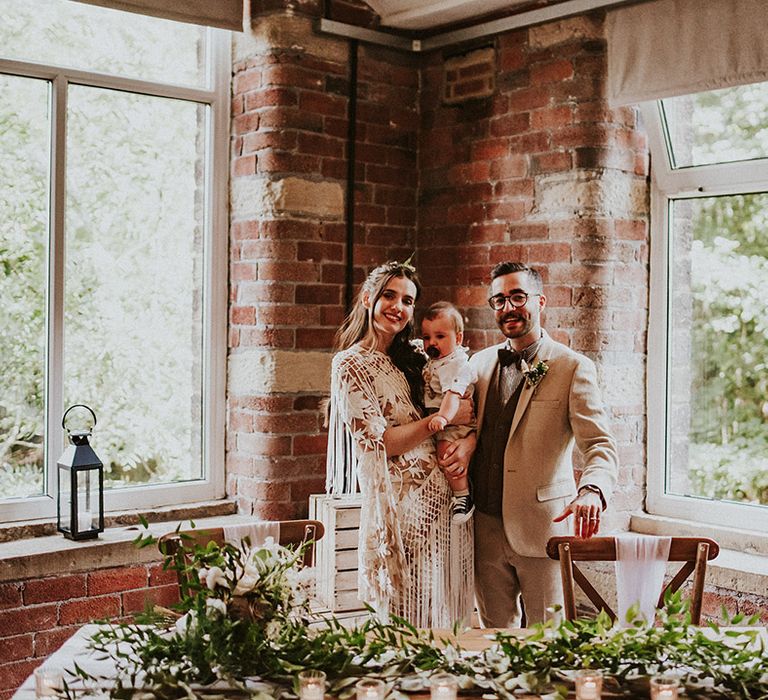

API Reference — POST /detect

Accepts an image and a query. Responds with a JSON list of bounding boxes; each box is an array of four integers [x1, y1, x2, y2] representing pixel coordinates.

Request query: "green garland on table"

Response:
[[64, 525, 768, 700]]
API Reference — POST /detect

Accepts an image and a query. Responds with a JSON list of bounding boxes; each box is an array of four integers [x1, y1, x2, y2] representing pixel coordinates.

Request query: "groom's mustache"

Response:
[[501, 313, 525, 323], [425, 346, 441, 358]]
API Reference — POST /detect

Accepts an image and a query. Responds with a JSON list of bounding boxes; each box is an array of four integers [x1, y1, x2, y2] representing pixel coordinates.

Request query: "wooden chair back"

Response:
[[545, 535, 719, 625], [159, 519, 324, 597]]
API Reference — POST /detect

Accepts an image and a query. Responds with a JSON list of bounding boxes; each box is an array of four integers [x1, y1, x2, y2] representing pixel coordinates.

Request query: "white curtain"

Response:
[[71, 0, 245, 30], [606, 0, 768, 106]]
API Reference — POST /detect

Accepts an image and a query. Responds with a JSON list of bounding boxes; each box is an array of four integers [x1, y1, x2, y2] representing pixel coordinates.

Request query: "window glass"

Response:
[[0, 0, 224, 518], [662, 82, 768, 168], [64, 85, 205, 488], [668, 193, 768, 506], [0, 74, 49, 500], [0, 0, 206, 86]]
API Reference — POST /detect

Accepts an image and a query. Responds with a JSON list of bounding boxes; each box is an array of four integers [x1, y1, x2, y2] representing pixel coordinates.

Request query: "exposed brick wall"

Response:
[[417, 13, 649, 533], [0, 566, 177, 699], [227, 6, 419, 519]]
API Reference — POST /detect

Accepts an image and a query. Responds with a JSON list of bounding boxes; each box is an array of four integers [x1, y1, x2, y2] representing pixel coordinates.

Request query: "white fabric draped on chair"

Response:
[[615, 533, 671, 626], [223, 521, 281, 548]]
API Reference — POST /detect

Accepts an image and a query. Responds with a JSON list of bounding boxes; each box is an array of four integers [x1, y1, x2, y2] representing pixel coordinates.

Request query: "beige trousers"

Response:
[[474, 510, 563, 627]]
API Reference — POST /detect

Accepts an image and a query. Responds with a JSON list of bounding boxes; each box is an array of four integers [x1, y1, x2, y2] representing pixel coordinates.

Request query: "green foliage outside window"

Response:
[[686, 194, 768, 505]]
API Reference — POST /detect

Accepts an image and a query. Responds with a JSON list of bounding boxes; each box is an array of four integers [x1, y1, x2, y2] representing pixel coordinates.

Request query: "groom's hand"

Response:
[[438, 433, 476, 478], [553, 490, 602, 538]]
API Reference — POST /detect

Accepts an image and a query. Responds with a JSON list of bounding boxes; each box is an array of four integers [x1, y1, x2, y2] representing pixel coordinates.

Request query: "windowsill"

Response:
[[0, 501, 241, 584], [0, 500, 237, 543], [631, 512, 768, 598]]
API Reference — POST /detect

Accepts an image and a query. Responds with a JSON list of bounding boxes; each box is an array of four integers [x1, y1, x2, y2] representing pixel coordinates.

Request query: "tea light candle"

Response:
[[544, 604, 562, 639], [355, 677, 386, 700], [77, 510, 93, 531], [430, 672, 458, 700], [34, 667, 63, 697], [650, 675, 680, 700], [298, 670, 326, 700], [575, 670, 603, 700]]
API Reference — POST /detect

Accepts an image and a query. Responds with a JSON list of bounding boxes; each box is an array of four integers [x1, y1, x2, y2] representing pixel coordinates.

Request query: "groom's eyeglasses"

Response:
[[487, 292, 540, 310]]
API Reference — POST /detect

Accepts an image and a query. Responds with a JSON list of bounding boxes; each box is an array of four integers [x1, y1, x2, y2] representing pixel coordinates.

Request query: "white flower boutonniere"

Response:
[[520, 359, 549, 388]]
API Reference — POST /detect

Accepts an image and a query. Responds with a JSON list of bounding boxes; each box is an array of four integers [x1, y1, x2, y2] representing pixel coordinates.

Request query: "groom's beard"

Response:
[[499, 311, 534, 339]]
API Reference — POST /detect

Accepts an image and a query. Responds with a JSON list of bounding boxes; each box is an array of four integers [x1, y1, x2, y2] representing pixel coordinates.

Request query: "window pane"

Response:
[[0, 0, 207, 87], [65, 85, 206, 489], [0, 74, 49, 500], [668, 194, 768, 506], [662, 81, 768, 168]]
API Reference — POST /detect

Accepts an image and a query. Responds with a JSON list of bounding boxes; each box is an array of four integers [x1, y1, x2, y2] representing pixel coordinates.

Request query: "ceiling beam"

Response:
[[319, 0, 640, 52]]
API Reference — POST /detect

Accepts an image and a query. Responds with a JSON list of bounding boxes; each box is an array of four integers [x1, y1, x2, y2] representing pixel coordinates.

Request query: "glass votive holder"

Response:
[[650, 675, 680, 700], [355, 677, 386, 700], [430, 672, 458, 700], [574, 669, 603, 700], [544, 604, 562, 639], [298, 669, 326, 700], [34, 667, 63, 697]]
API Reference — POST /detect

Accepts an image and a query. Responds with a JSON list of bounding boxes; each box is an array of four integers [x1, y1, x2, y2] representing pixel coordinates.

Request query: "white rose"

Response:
[[174, 610, 198, 637], [205, 566, 229, 591], [205, 597, 227, 617], [233, 558, 262, 596]]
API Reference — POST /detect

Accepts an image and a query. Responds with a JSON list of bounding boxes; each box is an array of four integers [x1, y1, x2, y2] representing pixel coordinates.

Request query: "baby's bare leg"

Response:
[[437, 440, 468, 492]]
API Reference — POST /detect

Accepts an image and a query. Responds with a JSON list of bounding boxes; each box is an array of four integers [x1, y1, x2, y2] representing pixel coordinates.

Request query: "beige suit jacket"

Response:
[[470, 330, 618, 558]]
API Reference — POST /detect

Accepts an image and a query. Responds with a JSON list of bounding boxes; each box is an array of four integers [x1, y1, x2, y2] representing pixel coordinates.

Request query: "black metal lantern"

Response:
[[57, 404, 104, 541]]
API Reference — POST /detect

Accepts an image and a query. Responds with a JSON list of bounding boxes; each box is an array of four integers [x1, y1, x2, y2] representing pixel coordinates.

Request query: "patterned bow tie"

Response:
[[498, 347, 524, 369]]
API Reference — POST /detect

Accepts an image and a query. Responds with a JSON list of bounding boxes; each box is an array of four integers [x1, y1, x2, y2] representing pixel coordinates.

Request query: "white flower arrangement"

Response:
[[194, 536, 314, 625]]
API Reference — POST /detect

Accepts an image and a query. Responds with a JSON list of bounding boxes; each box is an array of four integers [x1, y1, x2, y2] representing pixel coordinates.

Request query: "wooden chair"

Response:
[[546, 535, 719, 625], [159, 519, 324, 597]]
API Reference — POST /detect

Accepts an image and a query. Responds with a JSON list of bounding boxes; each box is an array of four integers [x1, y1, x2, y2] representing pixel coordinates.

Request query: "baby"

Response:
[[421, 301, 477, 523]]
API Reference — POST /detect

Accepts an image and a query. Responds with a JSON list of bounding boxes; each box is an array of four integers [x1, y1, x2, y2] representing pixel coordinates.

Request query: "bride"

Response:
[[325, 260, 474, 627]]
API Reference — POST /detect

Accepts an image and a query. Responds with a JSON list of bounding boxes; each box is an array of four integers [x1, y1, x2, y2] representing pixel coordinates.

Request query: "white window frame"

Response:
[[0, 26, 229, 523], [642, 100, 768, 532]]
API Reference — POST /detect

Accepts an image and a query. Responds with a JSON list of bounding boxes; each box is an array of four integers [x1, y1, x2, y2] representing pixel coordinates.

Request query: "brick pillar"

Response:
[[228, 7, 420, 518], [228, 10, 349, 518]]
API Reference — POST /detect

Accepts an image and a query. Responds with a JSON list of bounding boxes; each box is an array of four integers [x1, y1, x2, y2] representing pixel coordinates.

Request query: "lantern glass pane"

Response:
[[0, 74, 49, 501], [75, 468, 99, 531], [63, 86, 205, 490], [58, 465, 71, 531]]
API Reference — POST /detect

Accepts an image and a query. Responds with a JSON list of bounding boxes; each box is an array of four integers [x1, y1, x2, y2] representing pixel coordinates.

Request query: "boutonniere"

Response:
[[520, 359, 549, 388]]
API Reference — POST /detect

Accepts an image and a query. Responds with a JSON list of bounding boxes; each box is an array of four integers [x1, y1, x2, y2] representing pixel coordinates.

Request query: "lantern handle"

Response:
[[62, 404, 97, 434]]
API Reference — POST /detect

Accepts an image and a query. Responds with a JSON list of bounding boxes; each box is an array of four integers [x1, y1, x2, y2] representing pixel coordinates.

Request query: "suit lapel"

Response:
[[508, 331, 556, 439]]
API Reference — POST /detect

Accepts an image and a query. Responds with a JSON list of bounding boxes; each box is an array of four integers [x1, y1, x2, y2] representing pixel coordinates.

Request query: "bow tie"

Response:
[[498, 347, 524, 369]]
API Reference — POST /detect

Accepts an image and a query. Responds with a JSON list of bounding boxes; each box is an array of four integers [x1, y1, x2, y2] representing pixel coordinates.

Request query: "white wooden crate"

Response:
[[309, 494, 365, 612]]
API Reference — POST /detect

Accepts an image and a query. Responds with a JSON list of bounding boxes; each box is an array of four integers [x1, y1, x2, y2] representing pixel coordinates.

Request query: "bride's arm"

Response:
[[383, 396, 474, 457], [382, 417, 436, 457]]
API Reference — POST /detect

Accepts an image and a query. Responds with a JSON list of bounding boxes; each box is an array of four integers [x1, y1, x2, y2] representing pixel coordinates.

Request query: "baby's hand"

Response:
[[428, 415, 448, 433]]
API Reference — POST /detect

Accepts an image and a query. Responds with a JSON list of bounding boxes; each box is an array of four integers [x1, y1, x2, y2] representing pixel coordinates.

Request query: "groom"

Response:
[[465, 261, 618, 627]]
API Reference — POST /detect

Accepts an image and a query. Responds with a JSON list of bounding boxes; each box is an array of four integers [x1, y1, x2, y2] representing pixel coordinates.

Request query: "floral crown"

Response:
[[383, 253, 416, 274]]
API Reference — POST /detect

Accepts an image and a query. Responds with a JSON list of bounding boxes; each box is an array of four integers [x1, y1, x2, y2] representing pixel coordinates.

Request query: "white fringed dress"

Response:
[[326, 343, 474, 627]]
